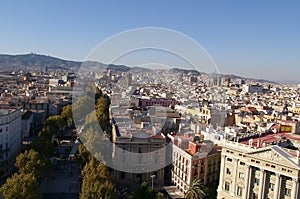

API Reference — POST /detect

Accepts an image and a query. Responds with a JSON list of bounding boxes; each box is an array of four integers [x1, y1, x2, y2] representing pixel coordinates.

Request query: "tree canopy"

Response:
[[129, 182, 164, 199], [61, 104, 74, 126], [0, 173, 41, 199], [185, 179, 207, 199], [80, 158, 114, 199], [15, 149, 49, 178]]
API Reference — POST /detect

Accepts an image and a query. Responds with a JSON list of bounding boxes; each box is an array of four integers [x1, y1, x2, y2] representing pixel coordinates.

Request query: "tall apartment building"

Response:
[[168, 133, 221, 194], [111, 131, 168, 192], [0, 109, 22, 177], [217, 134, 300, 199]]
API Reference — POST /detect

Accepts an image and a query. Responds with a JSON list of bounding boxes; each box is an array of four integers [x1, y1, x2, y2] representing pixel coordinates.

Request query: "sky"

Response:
[[0, 0, 299, 83]]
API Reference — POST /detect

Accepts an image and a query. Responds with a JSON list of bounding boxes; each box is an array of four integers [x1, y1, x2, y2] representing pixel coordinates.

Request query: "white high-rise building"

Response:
[[0, 109, 22, 178]]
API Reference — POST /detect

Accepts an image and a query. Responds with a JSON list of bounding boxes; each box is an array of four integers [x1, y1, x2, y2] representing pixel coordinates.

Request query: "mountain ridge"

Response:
[[0, 53, 282, 84]]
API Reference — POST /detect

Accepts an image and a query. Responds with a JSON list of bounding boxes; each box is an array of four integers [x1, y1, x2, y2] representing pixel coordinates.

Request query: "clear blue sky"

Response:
[[0, 0, 299, 82]]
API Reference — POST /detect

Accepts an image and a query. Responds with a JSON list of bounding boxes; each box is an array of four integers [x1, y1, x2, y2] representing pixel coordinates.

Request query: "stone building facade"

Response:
[[217, 140, 300, 199]]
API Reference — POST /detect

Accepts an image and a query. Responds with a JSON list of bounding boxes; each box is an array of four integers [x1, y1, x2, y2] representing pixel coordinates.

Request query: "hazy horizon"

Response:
[[0, 1, 299, 83]]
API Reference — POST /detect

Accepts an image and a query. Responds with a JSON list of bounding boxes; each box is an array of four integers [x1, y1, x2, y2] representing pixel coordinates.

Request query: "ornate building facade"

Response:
[[217, 140, 300, 199]]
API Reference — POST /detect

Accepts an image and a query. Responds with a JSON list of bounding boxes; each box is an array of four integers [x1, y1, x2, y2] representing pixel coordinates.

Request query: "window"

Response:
[[224, 182, 230, 191], [252, 193, 258, 199], [153, 172, 158, 179], [154, 151, 158, 164], [226, 168, 231, 175], [269, 183, 274, 191], [285, 188, 291, 196], [240, 162, 245, 166], [120, 172, 125, 179], [136, 174, 142, 182], [201, 160, 204, 165], [239, 172, 245, 179], [227, 158, 232, 162], [237, 186, 243, 196], [254, 178, 260, 186], [200, 167, 204, 174]]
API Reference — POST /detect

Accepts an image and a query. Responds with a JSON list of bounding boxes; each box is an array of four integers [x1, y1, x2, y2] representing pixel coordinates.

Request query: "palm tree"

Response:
[[185, 179, 206, 199]]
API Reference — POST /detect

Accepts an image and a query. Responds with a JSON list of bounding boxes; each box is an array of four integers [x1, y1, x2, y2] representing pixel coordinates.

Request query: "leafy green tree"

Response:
[[129, 182, 166, 199], [73, 96, 94, 125], [15, 149, 49, 178], [156, 192, 164, 199], [76, 144, 92, 170], [80, 158, 114, 199], [95, 97, 109, 130], [31, 135, 55, 157], [0, 173, 42, 199], [61, 104, 74, 126], [44, 115, 66, 133], [129, 182, 156, 199], [185, 179, 207, 199]]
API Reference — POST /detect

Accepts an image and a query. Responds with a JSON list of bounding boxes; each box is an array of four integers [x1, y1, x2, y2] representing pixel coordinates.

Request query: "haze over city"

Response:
[[0, 0, 300, 83], [2, 1, 300, 199]]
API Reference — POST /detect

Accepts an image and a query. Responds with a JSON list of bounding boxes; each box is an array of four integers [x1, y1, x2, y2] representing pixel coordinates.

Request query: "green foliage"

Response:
[[156, 192, 165, 199], [185, 179, 207, 199], [31, 115, 67, 158], [73, 96, 94, 123], [95, 97, 109, 130], [76, 144, 93, 170], [44, 115, 66, 134], [0, 173, 42, 199], [61, 104, 74, 126], [15, 149, 49, 178], [129, 182, 163, 199], [80, 158, 114, 199], [31, 135, 55, 157]]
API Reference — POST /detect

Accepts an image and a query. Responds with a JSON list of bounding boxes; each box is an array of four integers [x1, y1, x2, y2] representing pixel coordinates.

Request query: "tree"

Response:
[[185, 179, 207, 199], [44, 115, 66, 133], [15, 149, 49, 178], [31, 135, 55, 157], [80, 158, 114, 199], [73, 96, 94, 125], [0, 173, 42, 199], [76, 144, 92, 170], [61, 104, 74, 126], [95, 97, 109, 130], [156, 192, 165, 199], [129, 182, 163, 199]]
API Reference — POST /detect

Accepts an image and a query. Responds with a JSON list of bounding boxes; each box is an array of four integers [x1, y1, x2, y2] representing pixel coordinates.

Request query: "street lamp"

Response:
[[150, 175, 156, 190]]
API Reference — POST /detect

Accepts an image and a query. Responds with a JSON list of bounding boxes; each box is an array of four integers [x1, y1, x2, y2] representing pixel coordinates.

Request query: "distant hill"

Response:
[[0, 53, 280, 84], [224, 74, 278, 84], [0, 53, 82, 70]]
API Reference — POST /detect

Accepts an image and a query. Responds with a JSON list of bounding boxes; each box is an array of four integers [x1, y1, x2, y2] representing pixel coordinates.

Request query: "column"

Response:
[[217, 154, 226, 192], [244, 165, 252, 199], [274, 173, 281, 199], [230, 158, 238, 196], [258, 169, 266, 199], [291, 178, 299, 199]]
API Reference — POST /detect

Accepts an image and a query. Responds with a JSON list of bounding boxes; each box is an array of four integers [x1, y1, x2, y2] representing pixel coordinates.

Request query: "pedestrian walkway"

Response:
[[40, 161, 80, 199]]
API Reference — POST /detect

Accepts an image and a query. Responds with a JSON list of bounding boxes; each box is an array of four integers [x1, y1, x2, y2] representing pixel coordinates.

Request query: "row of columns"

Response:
[[218, 154, 300, 199], [251, 167, 299, 199]]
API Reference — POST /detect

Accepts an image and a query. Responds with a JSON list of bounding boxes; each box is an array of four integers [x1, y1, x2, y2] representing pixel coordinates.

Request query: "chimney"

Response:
[[248, 139, 253, 147], [257, 139, 260, 148]]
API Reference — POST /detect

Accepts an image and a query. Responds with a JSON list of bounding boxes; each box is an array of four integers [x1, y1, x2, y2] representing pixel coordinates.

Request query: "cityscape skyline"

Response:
[[2, 1, 300, 199], [0, 1, 299, 83]]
